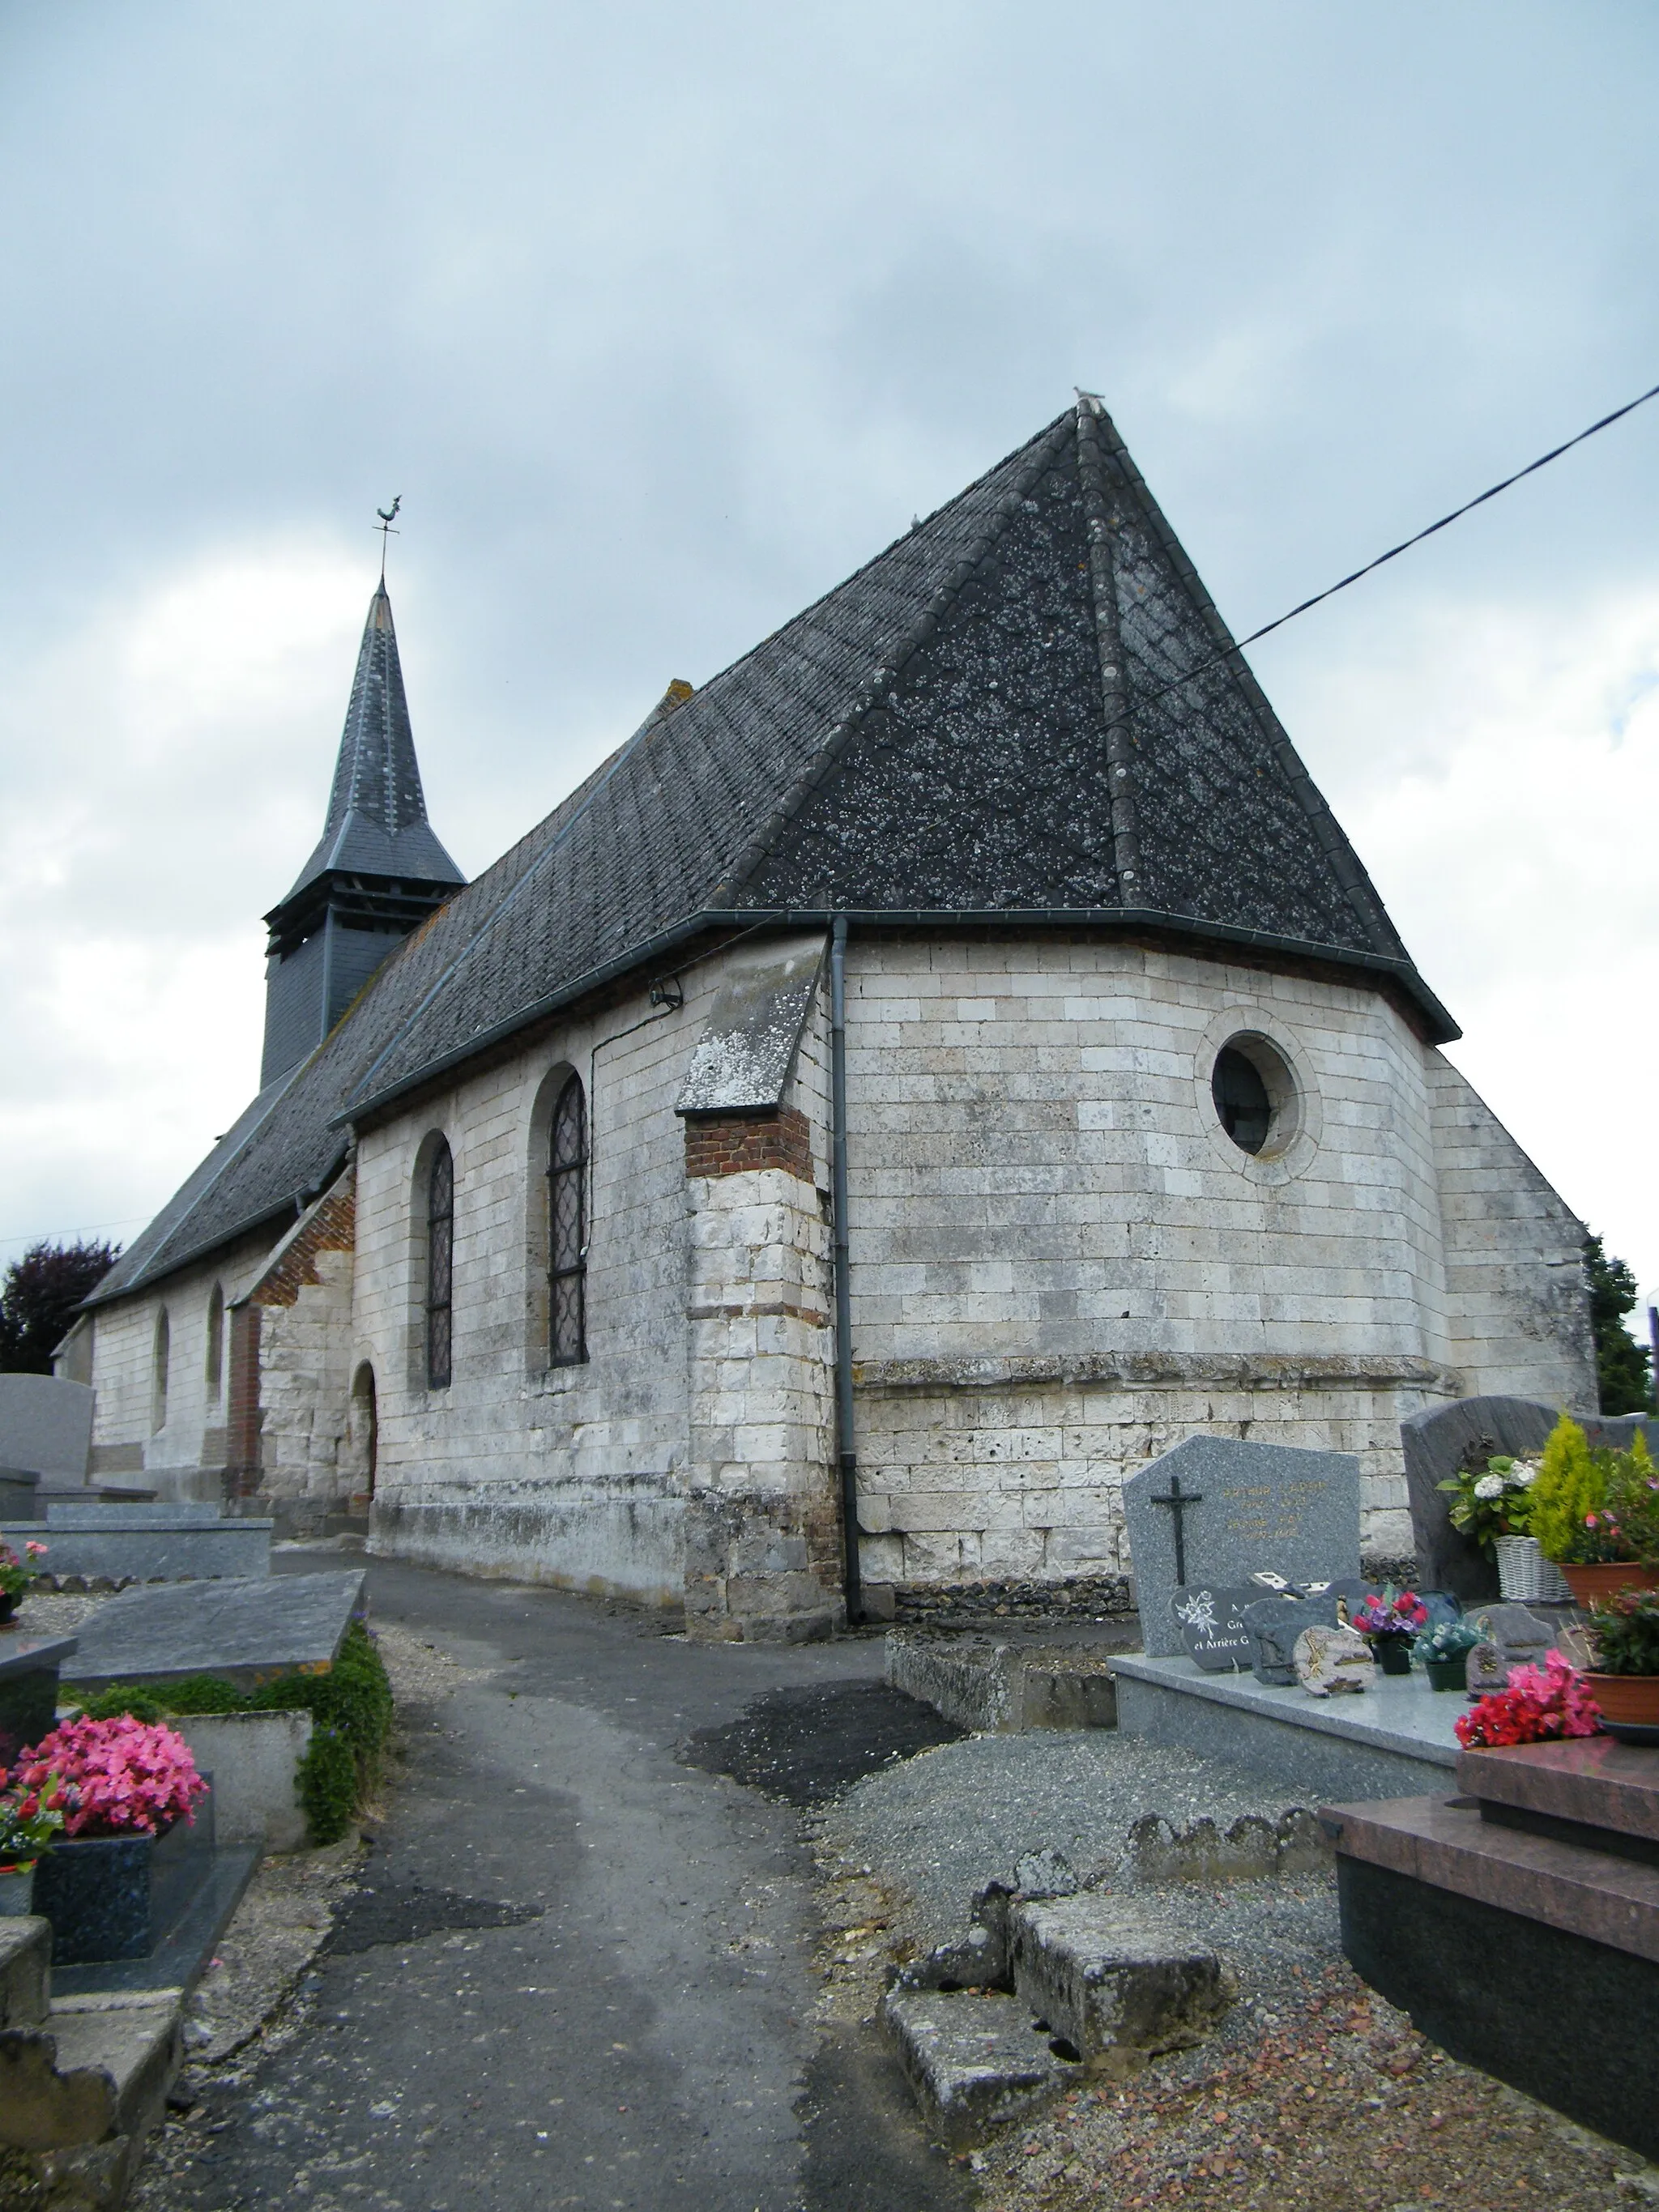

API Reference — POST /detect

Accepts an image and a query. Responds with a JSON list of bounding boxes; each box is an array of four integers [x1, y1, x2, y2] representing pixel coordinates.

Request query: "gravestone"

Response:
[[0, 1375, 93, 1483], [1464, 1602, 1556, 1698], [61, 1570, 365, 1691], [1169, 1586, 1258, 1673], [1401, 1396, 1659, 1603], [1124, 1437, 1362, 1658], [1239, 1592, 1346, 1685]]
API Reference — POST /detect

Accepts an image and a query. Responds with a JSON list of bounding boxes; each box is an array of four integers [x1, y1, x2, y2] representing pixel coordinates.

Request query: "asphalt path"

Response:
[[143, 1554, 974, 2212]]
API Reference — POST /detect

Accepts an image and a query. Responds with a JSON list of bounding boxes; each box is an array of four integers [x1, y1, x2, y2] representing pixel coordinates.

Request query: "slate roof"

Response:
[[276, 582, 463, 911], [90, 398, 1454, 1306]]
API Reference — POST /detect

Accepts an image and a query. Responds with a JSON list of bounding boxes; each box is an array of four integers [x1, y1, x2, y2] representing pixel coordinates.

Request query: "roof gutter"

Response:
[[332, 903, 1457, 1132]]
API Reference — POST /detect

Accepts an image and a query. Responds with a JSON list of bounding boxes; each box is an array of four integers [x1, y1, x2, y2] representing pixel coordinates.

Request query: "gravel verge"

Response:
[[812, 1729, 1317, 1946]]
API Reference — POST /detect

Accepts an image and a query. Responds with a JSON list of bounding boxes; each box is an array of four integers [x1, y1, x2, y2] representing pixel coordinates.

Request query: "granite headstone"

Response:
[[0, 1375, 94, 1483], [1464, 1602, 1556, 1697], [1124, 1436, 1363, 1658], [1239, 1592, 1346, 1685]]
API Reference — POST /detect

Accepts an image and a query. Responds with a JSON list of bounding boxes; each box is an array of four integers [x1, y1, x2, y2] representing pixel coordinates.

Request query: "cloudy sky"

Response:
[[2, 2, 1657, 1331]]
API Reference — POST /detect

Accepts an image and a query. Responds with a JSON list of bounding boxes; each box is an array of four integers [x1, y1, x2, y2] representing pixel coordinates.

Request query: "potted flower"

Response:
[[0, 1538, 49, 1629], [17, 1715, 207, 1962], [1437, 1451, 1562, 1601], [1526, 1417, 1659, 1606], [1412, 1617, 1483, 1692], [1455, 1648, 1603, 1748], [0, 1767, 63, 1916], [1346, 1588, 1429, 1674], [1582, 1588, 1659, 1741]]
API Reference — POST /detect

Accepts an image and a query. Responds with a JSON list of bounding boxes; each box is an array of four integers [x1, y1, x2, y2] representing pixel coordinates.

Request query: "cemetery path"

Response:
[[138, 1555, 973, 2212]]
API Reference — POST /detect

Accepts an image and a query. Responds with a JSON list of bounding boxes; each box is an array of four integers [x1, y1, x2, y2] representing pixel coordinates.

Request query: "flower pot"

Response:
[[1372, 1638, 1413, 1676], [30, 1825, 180, 1963], [1424, 1652, 1470, 1693], [1582, 1673, 1659, 1744], [1562, 1562, 1659, 1609], [0, 1863, 36, 1916], [1495, 1536, 1572, 1605]]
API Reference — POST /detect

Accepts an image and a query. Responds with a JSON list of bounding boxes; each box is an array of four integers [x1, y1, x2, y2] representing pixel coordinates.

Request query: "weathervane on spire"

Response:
[[374, 496, 402, 582]]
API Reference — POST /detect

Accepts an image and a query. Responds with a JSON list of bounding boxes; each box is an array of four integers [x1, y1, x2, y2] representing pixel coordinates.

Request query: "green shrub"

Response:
[[296, 1725, 358, 1845], [75, 1683, 168, 1724], [154, 1674, 247, 1715], [1589, 1588, 1659, 1677], [249, 1622, 392, 1768], [1529, 1416, 1606, 1561]]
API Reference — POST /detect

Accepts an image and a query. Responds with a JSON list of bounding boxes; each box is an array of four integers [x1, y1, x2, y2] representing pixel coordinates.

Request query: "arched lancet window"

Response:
[[548, 1075, 587, 1366], [151, 1308, 171, 1434], [205, 1284, 224, 1404], [425, 1140, 454, 1390]]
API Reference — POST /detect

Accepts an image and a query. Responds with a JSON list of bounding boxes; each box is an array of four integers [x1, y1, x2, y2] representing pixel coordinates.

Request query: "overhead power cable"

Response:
[[1153, 375, 1659, 697]]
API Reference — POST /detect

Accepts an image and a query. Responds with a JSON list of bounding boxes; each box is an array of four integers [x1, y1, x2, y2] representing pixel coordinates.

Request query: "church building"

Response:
[[65, 397, 1595, 1639]]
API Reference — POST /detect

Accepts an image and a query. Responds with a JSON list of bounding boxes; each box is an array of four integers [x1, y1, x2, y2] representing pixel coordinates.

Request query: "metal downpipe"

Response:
[[830, 916, 861, 1627]]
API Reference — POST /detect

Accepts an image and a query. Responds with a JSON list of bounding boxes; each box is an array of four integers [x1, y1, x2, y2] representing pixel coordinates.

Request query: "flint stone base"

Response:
[[881, 1988, 1080, 2144]]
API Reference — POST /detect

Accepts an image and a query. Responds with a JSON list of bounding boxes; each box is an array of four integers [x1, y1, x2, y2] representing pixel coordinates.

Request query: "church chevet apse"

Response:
[[64, 397, 1594, 1641]]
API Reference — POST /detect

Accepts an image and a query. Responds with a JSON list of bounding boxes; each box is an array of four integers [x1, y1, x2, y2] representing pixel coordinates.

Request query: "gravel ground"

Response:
[[812, 1729, 1318, 1946], [809, 1727, 1659, 2210], [15, 1587, 118, 1638]]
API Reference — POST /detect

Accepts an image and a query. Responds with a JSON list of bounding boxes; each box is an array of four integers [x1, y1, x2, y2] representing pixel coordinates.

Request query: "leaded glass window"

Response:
[[548, 1076, 587, 1366], [426, 1140, 454, 1389]]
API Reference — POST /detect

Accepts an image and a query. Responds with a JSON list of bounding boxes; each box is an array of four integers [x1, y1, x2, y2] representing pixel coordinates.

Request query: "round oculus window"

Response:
[[1211, 1035, 1298, 1157]]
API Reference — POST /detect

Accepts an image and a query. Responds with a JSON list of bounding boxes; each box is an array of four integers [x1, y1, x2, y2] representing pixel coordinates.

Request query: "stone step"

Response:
[[1323, 1792, 1659, 1964], [0, 1993, 181, 2153], [881, 1987, 1081, 2145], [0, 1916, 51, 2029], [1458, 1738, 1659, 1865], [1005, 1893, 1227, 2076]]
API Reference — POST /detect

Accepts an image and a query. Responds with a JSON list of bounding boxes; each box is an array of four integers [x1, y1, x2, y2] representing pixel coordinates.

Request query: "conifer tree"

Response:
[[1584, 1233, 1655, 1417]]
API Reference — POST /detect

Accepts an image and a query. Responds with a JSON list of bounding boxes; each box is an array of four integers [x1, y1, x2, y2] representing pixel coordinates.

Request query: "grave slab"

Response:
[[1123, 1438, 1361, 1658], [1111, 1651, 1461, 1801], [881, 1988, 1076, 2144], [2, 1511, 272, 1585], [60, 1570, 365, 1691], [0, 1376, 94, 1481]]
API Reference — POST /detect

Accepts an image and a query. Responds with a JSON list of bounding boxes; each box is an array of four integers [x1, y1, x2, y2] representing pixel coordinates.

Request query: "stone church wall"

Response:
[[79, 1225, 280, 1500], [352, 964, 725, 1607], [836, 933, 1589, 1583]]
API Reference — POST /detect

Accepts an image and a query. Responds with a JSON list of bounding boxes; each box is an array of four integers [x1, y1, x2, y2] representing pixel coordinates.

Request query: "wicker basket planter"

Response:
[[1561, 1562, 1659, 1609], [1494, 1536, 1571, 1605]]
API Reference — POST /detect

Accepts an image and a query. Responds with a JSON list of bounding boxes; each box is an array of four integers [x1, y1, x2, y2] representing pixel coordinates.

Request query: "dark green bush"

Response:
[[296, 1724, 357, 1846], [75, 1683, 167, 1723], [151, 1673, 247, 1715], [250, 1622, 393, 1767]]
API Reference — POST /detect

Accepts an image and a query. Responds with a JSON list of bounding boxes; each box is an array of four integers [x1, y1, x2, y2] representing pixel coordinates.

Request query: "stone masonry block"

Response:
[[1007, 1894, 1228, 2074]]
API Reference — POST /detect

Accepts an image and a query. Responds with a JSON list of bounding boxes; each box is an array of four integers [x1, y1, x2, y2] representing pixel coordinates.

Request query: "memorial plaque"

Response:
[[1170, 1585, 1258, 1673], [1294, 1624, 1376, 1698], [1465, 1602, 1555, 1696], [1124, 1437, 1362, 1658], [1240, 1592, 1343, 1686]]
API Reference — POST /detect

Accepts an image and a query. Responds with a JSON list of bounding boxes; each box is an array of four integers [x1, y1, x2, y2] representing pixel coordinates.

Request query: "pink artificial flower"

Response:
[[16, 1716, 207, 1839]]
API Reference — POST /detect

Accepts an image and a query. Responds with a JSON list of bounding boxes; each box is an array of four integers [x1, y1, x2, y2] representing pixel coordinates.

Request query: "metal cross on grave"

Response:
[[1151, 1470, 1204, 1586]]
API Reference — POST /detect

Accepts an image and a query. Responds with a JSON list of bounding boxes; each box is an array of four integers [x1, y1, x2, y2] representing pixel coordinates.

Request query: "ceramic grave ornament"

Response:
[[1239, 1592, 1344, 1686], [1169, 1586, 1258, 1673], [1294, 1625, 1376, 1698], [1123, 1437, 1363, 1657], [1464, 1603, 1555, 1696]]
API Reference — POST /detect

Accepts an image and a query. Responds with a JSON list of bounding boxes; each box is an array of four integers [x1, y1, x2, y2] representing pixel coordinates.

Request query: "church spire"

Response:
[[259, 581, 466, 1089]]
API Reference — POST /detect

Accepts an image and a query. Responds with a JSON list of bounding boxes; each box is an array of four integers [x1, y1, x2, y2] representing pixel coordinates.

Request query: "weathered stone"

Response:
[[0, 1922, 49, 2032], [881, 1987, 1077, 2144], [0, 1995, 181, 2153], [885, 1630, 1121, 1733], [1123, 1807, 1330, 1885], [1005, 1893, 1228, 2074], [174, 1711, 313, 1851], [1124, 1438, 1362, 1658], [1294, 1624, 1377, 1698]]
